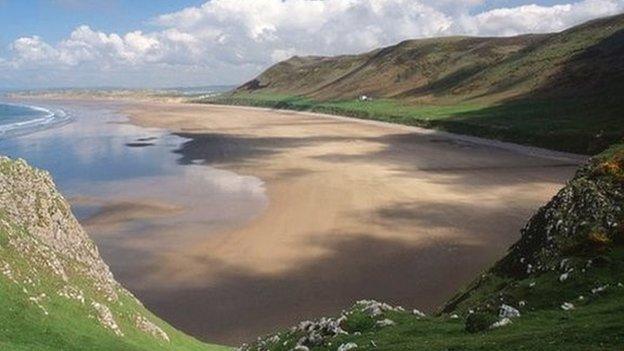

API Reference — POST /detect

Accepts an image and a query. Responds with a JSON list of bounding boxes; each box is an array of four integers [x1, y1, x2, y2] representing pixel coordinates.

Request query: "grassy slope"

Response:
[[0, 159, 228, 351], [204, 14, 624, 155], [239, 144, 624, 351]]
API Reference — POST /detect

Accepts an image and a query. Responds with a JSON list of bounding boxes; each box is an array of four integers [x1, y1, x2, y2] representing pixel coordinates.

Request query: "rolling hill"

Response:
[[206, 13, 624, 154]]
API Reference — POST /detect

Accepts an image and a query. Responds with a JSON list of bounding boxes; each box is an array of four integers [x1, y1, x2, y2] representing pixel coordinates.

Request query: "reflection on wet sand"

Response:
[[0, 99, 269, 335], [77, 164, 268, 291], [72, 197, 184, 226], [125, 102, 585, 344]]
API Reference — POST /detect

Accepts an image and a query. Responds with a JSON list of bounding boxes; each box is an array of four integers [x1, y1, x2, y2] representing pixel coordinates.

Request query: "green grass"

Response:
[[239, 249, 624, 351], [202, 92, 482, 119], [202, 92, 623, 155], [207, 15, 624, 155], [0, 157, 229, 351], [339, 297, 624, 351], [0, 221, 228, 351]]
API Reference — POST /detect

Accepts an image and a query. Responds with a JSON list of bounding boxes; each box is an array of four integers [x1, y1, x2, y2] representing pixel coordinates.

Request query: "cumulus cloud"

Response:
[[455, 0, 624, 36], [10, 36, 58, 66], [56, 26, 162, 66], [153, 0, 455, 63], [2, 0, 623, 87]]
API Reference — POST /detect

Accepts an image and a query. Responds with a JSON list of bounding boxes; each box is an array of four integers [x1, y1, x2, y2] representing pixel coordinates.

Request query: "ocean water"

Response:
[[0, 102, 70, 137], [0, 98, 267, 295]]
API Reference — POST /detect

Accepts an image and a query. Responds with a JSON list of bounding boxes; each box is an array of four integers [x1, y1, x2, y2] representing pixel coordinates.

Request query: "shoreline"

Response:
[[194, 102, 588, 164], [0, 99, 72, 138], [10, 93, 588, 163], [0, 95, 590, 344], [122, 100, 581, 343]]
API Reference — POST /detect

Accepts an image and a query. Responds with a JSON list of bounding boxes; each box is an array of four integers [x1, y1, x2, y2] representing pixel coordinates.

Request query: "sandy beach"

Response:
[[111, 101, 582, 344]]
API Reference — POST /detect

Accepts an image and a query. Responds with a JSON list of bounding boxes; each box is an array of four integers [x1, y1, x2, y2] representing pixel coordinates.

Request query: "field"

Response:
[[204, 92, 622, 154]]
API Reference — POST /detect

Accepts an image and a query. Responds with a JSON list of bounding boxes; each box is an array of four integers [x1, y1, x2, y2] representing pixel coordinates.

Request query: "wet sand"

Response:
[[117, 102, 585, 344]]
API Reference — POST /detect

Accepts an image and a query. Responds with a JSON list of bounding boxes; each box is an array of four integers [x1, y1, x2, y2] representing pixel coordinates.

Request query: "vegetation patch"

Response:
[[202, 92, 623, 155]]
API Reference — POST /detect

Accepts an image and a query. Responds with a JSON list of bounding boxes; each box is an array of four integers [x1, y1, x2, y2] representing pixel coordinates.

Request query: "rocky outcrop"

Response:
[[135, 314, 171, 342], [494, 149, 624, 278], [0, 157, 170, 343], [441, 144, 624, 317], [239, 300, 409, 351], [0, 157, 118, 300], [236, 144, 624, 350], [91, 301, 124, 336]]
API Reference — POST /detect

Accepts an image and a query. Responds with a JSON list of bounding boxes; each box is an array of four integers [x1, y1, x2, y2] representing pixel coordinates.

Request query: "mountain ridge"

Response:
[[238, 13, 624, 101], [207, 13, 624, 154]]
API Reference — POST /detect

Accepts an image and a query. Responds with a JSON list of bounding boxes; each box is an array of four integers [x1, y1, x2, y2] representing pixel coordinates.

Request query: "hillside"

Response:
[[0, 157, 226, 351], [206, 13, 624, 154], [238, 143, 624, 351]]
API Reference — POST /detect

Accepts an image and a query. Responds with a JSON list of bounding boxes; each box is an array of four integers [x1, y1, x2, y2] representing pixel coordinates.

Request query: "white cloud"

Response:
[[456, 0, 624, 36], [153, 0, 455, 62], [10, 36, 58, 66], [58, 26, 164, 66], [2, 0, 623, 87]]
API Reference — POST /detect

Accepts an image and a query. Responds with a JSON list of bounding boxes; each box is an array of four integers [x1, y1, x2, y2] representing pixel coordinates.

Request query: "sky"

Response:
[[0, 0, 622, 89]]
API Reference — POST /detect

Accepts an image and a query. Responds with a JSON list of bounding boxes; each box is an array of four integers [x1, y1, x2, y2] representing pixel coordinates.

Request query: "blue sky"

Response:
[[0, 0, 573, 47], [0, 1, 204, 50], [0, 0, 621, 89], [469, 0, 573, 13]]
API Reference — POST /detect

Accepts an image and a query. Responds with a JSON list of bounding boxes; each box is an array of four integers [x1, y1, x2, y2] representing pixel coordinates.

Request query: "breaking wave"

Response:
[[0, 103, 71, 138]]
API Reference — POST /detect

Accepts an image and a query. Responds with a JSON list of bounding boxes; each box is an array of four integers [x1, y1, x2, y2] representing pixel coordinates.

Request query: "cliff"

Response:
[[0, 157, 226, 351]]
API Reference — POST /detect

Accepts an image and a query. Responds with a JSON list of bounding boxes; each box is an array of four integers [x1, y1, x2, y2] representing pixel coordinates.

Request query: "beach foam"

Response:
[[0, 102, 71, 137]]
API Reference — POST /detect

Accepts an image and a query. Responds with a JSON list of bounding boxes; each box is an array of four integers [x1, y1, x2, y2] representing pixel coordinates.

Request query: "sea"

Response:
[[0, 102, 70, 138], [0, 97, 267, 298]]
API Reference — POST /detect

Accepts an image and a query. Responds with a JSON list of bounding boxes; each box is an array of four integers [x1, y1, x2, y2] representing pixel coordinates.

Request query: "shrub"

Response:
[[465, 313, 498, 333]]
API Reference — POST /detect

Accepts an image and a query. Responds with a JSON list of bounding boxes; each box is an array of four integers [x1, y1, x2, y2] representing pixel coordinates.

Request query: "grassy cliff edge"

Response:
[[0, 157, 228, 351]]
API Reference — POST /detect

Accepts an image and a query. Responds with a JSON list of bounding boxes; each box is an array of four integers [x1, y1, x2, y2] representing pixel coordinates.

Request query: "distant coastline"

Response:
[[6, 86, 235, 104]]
